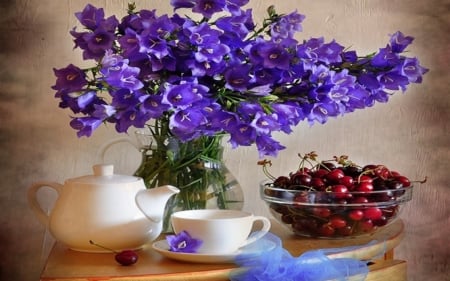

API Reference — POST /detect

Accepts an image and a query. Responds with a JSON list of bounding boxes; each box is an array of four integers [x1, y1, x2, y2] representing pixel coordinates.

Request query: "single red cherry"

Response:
[[372, 178, 387, 190], [382, 206, 399, 218], [362, 164, 377, 171], [89, 240, 138, 266], [393, 175, 411, 187], [356, 182, 374, 193], [274, 176, 291, 189], [331, 184, 349, 199], [337, 225, 354, 236], [329, 215, 347, 229], [339, 176, 354, 189], [296, 167, 311, 175], [358, 175, 373, 183], [295, 217, 319, 231], [311, 177, 326, 190], [373, 215, 388, 227], [318, 223, 335, 237], [363, 207, 382, 220], [313, 169, 329, 178], [359, 219, 374, 232], [322, 161, 337, 170], [293, 192, 309, 204], [351, 196, 369, 204], [374, 166, 390, 179], [290, 173, 312, 186], [326, 169, 345, 183], [343, 166, 362, 177], [312, 207, 331, 218], [348, 209, 364, 221], [115, 250, 139, 266]]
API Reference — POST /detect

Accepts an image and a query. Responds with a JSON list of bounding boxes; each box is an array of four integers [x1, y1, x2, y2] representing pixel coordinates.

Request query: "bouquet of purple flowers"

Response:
[[52, 0, 427, 158]]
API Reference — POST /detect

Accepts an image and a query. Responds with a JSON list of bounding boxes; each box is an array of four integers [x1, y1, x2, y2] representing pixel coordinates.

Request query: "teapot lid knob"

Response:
[[93, 164, 114, 176]]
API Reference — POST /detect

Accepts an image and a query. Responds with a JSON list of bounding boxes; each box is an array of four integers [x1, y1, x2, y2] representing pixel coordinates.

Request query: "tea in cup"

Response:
[[171, 209, 271, 254]]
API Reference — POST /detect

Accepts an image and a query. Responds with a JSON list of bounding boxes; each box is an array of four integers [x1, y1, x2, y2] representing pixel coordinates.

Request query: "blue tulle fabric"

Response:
[[230, 232, 374, 281]]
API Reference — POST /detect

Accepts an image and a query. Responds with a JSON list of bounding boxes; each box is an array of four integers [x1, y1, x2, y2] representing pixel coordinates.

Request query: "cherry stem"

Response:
[[257, 159, 276, 180], [89, 240, 118, 253], [414, 176, 428, 184]]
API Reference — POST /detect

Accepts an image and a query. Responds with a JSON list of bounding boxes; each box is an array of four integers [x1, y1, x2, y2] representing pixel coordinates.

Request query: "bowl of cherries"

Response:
[[259, 152, 425, 239]]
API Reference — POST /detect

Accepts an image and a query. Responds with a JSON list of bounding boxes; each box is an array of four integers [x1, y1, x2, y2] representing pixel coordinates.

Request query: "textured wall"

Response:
[[0, 0, 448, 280]]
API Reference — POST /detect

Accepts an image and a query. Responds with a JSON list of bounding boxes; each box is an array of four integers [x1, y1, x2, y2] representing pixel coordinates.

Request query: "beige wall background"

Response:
[[0, 0, 448, 280]]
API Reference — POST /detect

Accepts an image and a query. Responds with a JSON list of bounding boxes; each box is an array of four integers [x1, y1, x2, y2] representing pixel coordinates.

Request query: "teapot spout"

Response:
[[135, 185, 180, 223]]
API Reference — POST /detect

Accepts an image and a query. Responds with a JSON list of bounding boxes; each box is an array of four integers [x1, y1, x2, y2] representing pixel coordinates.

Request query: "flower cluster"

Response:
[[52, 1, 428, 157]]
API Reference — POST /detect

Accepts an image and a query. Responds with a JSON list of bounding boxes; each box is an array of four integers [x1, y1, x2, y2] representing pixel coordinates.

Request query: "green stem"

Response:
[[132, 119, 242, 232]]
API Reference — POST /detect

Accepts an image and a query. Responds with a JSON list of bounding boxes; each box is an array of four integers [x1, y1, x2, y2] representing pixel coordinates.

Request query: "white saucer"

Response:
[[152, 239, 274, 264]]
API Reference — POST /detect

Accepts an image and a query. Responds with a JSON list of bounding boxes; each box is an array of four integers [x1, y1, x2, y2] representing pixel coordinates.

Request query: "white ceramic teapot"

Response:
[[27, 164, 179, 252]]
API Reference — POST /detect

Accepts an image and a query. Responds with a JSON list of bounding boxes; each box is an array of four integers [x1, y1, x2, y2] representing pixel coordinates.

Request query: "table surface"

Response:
[[40, 219, 404, 281]]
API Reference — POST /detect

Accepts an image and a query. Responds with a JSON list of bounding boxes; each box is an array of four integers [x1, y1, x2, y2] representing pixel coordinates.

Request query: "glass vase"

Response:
[[134, 120, 244, 232]]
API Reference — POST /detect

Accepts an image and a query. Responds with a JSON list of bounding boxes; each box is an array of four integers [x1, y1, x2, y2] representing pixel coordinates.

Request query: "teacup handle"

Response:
[[27, 181, 63, 227], [96, 137, 139, 163], [241, 216, 271, 248]]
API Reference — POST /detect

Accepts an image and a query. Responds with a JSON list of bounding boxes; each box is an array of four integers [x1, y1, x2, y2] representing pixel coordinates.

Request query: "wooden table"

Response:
[[40, 219, 406, 281]]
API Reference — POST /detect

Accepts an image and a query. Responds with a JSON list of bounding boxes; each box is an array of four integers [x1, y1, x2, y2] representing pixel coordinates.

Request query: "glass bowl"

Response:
[[260, 180, 413, 238]]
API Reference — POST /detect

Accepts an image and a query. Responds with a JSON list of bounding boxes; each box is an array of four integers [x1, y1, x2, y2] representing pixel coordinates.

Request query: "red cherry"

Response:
[[296, 217, 319, 231], [363, 207, 382, 220], [326, 169, 345, 183], [274, 176, 291, 189], [359, 219, 374, 232], [373, 215, 388, 227], [312, 207, 331, 218], [339, 176, 354, 188], [337, 225, 354, 236], [313, 169, 329, 178], [89, 240, 138, 266], [322, 162, 337, 170], [374, 166, 390, 179], [394, 175, 411, 187], [318, 224, 335, 237], [343, 166, 363, 177], [382, 206, 399, 218], [293, 192, 309, 204], [115, 250, 139, 266], [348, 209, 364, 221], [311, 177, 326, 190], [329, 215, 347, 229], [356, 182, 374, 193], [297, 167, 311, 174], [290, 173, 312, 186], [358, 175, 373, 183], [363, 164, 377, 171], [331, 184, 349, 199], [350, 196, 369, 204]]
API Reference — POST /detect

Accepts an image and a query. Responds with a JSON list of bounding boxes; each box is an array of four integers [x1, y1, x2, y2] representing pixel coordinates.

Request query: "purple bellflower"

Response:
[[166, 231, 203, 253], [53, 2, 428, 158]]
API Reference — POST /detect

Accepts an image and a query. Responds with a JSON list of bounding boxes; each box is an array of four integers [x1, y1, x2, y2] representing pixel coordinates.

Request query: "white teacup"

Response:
[[171, 209, 271, 254]]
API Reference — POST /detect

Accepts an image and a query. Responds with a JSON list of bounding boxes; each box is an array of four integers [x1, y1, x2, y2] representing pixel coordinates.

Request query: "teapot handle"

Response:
[[27, 181, 63, 227], [96, 137, 138, 163]]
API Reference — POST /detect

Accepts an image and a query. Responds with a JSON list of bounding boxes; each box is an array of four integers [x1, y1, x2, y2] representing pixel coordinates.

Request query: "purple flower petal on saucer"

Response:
[[166, 231, 203, 253]]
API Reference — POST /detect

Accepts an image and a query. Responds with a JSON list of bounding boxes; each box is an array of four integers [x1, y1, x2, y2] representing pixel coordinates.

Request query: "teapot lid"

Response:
[[67, 164, 142, 185]]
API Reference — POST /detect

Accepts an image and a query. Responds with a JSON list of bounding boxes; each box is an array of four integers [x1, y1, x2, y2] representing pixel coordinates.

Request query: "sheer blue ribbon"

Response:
[[231, 232, 377, 281]]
